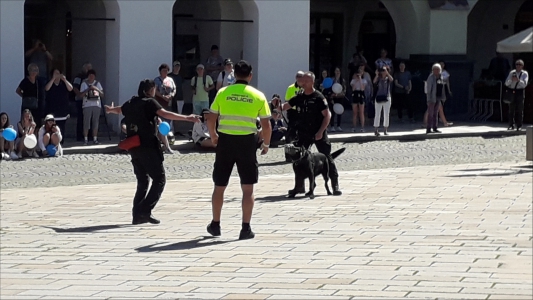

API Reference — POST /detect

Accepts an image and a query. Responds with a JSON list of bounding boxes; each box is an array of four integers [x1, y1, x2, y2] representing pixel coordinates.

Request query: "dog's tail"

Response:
[[331, 148, 346, 160]]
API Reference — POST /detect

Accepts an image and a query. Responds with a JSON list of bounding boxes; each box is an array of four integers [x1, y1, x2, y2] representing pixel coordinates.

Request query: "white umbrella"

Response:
[[496, 27, 533, 53]]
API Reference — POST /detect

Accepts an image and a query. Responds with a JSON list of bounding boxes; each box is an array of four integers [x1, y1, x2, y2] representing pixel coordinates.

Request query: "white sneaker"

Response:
[[352, 128, 356, 133], [337, 126, 343, 132], [9, 152, 19, 160], [1, 153, 9, 160], [17, 152, 23, 159], [164, 148, 174, 155], [32, 150, 39, 158]]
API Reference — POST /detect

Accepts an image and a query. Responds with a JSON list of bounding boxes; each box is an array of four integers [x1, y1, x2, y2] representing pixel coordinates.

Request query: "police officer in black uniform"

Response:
[[278, 71, 342, 196]]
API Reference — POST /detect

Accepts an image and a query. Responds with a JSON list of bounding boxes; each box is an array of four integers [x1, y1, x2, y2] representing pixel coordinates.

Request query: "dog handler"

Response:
[[105, 79, 200, 225], [278, 72, 342, 197], [206, 60, 272, 240]]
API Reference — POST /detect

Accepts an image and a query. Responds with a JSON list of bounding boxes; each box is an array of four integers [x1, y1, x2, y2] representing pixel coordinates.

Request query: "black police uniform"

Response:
[[288, 90, 341, 194], [121, 96, 166, 220]]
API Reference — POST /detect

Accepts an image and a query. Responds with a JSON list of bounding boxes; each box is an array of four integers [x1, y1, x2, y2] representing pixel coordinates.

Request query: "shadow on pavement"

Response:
[[513, 164, 533, 169], [445, 168, 532, 178], [255, 194, 314, 202], [259, 161, 290, 167], [42, 224, 132, 233], [135, 236, 234, 252]]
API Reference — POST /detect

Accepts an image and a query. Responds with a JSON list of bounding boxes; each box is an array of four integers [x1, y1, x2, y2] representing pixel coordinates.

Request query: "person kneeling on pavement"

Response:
[[38, 114, 62, 157], [192, 109, 216, 149]]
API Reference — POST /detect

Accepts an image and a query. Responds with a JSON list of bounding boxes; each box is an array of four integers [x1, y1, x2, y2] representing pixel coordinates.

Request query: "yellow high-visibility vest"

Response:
[[210, 83, 271, 135]]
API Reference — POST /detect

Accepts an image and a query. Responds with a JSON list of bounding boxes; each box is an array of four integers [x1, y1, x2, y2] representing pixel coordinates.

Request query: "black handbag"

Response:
[[374, 78, 390, 103], [22, 97, 38, 109]]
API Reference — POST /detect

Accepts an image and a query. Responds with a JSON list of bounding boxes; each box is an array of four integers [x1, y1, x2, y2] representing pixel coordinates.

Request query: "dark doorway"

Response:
[[358, 10, 396, 68], [309, 13, 344, 75]]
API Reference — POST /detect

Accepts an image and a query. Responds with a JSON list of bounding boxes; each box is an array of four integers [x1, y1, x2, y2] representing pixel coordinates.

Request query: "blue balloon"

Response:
[[322, 77, 333, 89], [46, 144, 57, 157], [158, 122, 171, 135], [2, 128, 16, 142]]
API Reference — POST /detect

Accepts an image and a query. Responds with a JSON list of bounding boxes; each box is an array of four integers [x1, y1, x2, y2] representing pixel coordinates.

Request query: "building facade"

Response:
[[0, 0, 530, 131]]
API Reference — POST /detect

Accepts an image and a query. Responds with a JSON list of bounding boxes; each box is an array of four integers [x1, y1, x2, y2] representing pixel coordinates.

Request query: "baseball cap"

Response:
[[224, 58, 233, 65], [196, 64, 205, 69], [44, 114, 55, 121], [173, 61, 180, 66]]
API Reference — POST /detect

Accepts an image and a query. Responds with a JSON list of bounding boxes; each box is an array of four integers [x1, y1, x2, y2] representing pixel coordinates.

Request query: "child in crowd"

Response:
[[0, 112, 18, 160]]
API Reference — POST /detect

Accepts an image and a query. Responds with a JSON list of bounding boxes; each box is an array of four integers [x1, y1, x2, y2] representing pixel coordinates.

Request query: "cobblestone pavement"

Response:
[[0, 136, 526, 190], [1, 162, 531, 299]]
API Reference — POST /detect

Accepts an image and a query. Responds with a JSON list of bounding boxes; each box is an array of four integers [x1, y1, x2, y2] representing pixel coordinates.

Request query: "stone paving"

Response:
[[1, 161, 532, 299], [0, 135, 527, 189]]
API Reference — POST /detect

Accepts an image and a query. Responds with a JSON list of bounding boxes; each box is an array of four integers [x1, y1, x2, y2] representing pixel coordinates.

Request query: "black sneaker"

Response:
[[146, 214, 160, 224], [426, 129, 431, 134], [239, 228, 255, 240], [207, 223, 221, 237], [432, 129, 441, 133]]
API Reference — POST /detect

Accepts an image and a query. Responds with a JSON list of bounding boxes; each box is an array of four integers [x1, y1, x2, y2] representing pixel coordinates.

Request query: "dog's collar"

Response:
[[291, 151, 308, 165]]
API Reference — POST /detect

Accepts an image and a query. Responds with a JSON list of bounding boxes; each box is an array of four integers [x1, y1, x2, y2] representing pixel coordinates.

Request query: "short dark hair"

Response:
[[234, 60, 252, 78], [211, 45, 219, 51], [49, 68, 61, 78], [137, 79, 156, 97], [87, 69, 96, 76], [159, 63, 170, 72]]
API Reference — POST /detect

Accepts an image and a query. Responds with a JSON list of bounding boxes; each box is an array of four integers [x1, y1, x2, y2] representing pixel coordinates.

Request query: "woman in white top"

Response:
[[79, 69, 104, 145], [192, 109, 216, 148], [350, 69, 367, 132], [38, 114, 62, 157]]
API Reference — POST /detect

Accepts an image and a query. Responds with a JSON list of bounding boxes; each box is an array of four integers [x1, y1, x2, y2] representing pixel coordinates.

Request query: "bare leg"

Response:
[[92, 129, 98, 141], [241, 184, 254, 223], [51, 133, 60, 146], [359, 104, 365, 128], [352, 104, 358, 128], [158, 132, 171, 151], [200, 139, 217, 148], [423, 110, 428, 127], [212, 185, 226, 222], [0, 137, 5, 156], [43, 133, 51, 148], [438, 105, 449, 125]]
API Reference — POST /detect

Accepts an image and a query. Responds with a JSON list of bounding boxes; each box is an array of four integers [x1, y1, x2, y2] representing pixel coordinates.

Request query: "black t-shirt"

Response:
[[18, 77, 39, 99], [121, 97, 163, 150], [46, 81, 70, 117], [436, 76, 445, 98], [288, 90, 328, 133]]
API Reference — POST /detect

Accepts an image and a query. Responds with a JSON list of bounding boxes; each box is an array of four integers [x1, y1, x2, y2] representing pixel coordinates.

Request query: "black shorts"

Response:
[[352, 90, 365, 105], [213, 132, 258, 186]]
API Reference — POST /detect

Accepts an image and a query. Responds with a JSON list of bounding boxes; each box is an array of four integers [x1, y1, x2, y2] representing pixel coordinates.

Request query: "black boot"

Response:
[[331, 177, 342, 196]]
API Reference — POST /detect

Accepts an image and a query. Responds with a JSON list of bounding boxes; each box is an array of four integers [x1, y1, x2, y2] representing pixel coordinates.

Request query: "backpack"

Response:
[[85, 80, 100, 100], [192, 74, 208, 90]]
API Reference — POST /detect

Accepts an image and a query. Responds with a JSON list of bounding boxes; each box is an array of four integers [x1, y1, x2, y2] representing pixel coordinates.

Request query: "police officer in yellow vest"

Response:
[[206, 60, 272, 240]]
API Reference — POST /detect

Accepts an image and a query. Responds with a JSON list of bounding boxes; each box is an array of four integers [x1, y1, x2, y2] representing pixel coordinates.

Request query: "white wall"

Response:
[[114, 0, 173, 127], [254, 0, 310, 99], [0, 0, 25, 122]]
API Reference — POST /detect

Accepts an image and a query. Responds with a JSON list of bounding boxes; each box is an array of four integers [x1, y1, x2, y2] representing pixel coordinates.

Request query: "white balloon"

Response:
[[333, 103, 344, 115], [23, 135, 37, 149], [332, 83, 343, 94]]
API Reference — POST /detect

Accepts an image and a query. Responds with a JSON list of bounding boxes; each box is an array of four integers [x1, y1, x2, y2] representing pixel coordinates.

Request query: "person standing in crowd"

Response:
[[375, 48, 393, 75], [373, 66, 393, 136], [278, 72, 343, 197], [168, 61, 185, 135], [437, 60, 453, 127], [37, 114, 62, 157], [348, 46, 371, 79], [45, 68, 73, 138], [205, 60, 272, 240], [73, 62, 92, 141], [505, 59, 529, 131], [350, 69, 367, 132], [393, 61, 413, 123], [425, 63, 445, 134], [205, 45, 224, 105], [154, 63, 177, 154], [105, 79, 200, 225], [191, 64, 214, 115], [328, 67, 346, 132], [216, 58, 236, 90], [16, 64, 43, 128], [25, 39, 53, 80], [79, 69, 104, 145], [0, 112, 18, 160], [315, 69, 328, 91]]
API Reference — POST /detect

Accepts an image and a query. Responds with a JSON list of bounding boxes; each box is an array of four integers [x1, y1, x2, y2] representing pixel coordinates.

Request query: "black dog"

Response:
[[285, 145, 346, 199]]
